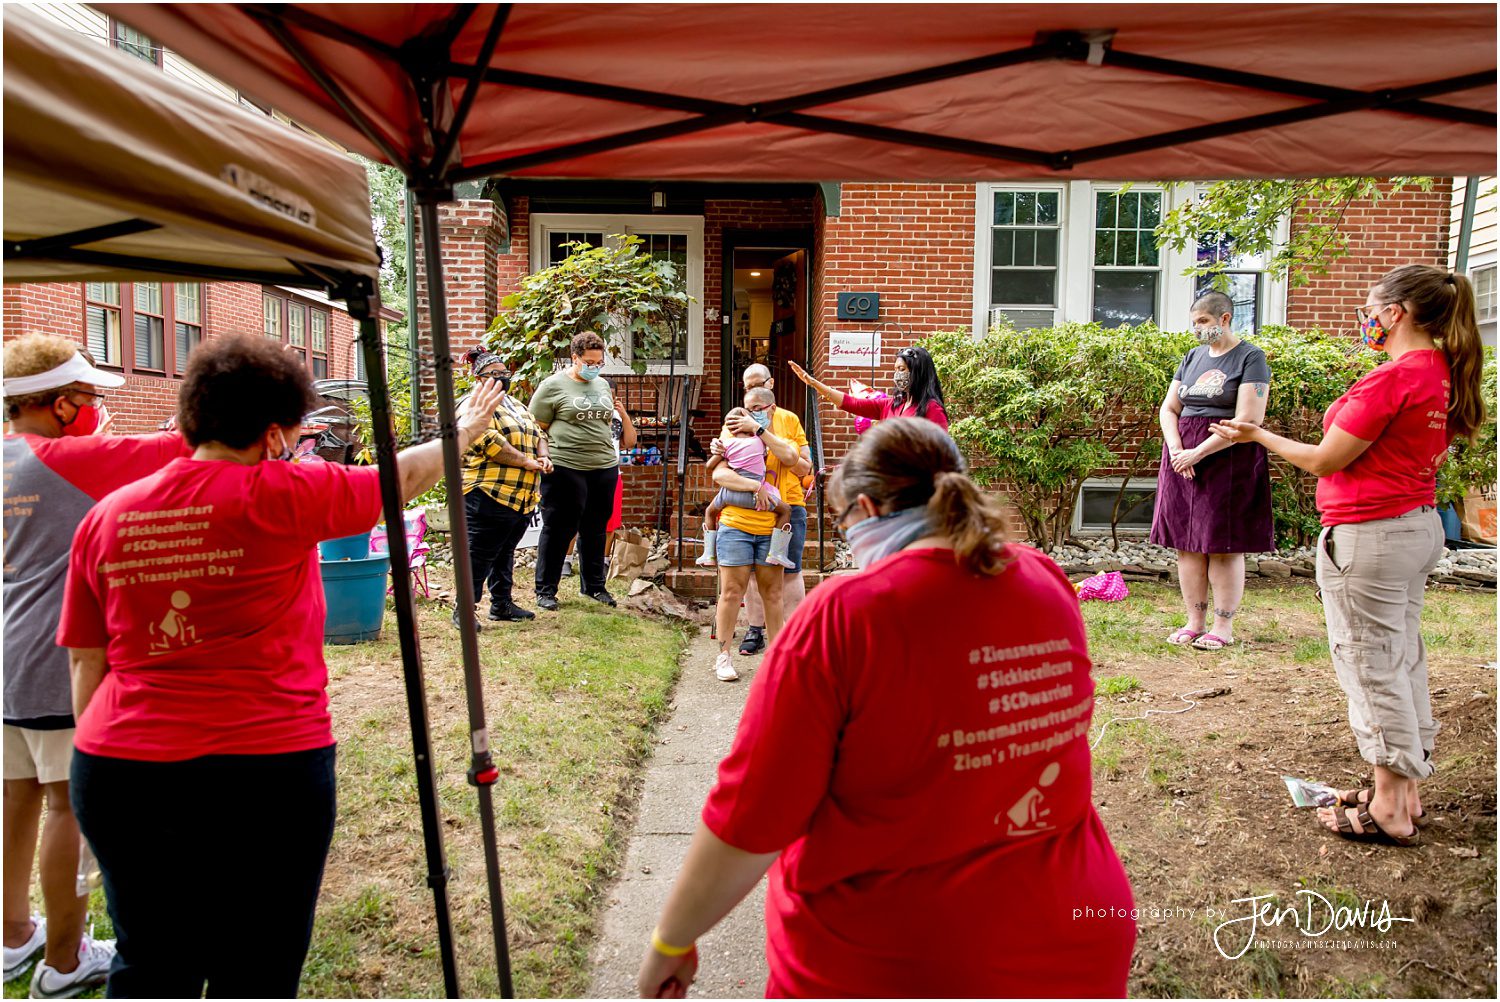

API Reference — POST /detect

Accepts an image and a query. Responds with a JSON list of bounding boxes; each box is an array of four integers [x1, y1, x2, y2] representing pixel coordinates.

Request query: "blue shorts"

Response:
[[784, 504, 807, 573], [716, 526, 774, 567]]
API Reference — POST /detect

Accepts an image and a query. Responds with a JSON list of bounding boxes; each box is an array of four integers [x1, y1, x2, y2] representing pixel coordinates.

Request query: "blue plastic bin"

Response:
[[319, 530, 372, 562], [1439, 503, 1463, 543], [321, 553, 390, 644]]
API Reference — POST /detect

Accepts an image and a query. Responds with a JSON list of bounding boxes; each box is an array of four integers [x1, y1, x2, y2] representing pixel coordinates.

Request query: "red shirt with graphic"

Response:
[[702, 545, 1135, 998], [58, 458, 383, 761], [1318, 349, 1452, 526]]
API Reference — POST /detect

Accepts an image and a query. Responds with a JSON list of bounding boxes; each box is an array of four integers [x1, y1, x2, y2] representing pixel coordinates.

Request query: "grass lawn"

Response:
[[1086, 579, 1496, 999], [5, 578, 686, 1000]]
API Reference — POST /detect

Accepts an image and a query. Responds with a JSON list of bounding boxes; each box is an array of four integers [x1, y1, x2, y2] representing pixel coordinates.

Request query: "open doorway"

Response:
[[723, 232, 811, 420]]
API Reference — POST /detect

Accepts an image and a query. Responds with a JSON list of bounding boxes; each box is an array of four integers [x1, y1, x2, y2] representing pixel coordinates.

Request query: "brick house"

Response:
[[413, 177, 1455, 553], [2, 3, 392, 433]]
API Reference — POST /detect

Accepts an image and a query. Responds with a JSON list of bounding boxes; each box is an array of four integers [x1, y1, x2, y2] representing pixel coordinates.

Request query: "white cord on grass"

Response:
[[1089, 687, 1228, 751]]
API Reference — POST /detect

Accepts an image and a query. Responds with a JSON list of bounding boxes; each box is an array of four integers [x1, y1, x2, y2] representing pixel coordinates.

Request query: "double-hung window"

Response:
[[84, 282, 195, 375], [1092, 188, 1163, 327], [1474, 264, 1497, 326], [310, 310, 329, 378], [173, 285, 202, 375], [987, 188, 1063, 330], [132, 283, 166, 371], [85, 283, 123, 366], [261, 289, 331, 376], [529, 214, 705, 373]]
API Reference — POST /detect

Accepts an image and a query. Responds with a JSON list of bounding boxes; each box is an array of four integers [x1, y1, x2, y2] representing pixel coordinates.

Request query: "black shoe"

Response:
[[739, 627, 766, 656], [451, 609, 484, 633], [488, 603, 536, 622], [586, 590, 617, 608], [536, 595, 560, 611]]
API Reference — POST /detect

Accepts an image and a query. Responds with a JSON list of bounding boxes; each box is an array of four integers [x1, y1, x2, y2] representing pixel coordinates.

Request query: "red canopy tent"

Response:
[[96, 5, 1497, 997]]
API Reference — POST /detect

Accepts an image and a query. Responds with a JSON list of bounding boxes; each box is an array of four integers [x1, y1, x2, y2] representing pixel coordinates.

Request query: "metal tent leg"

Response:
[[414, 189, 516, 1000], [346, 288, 461, 999]]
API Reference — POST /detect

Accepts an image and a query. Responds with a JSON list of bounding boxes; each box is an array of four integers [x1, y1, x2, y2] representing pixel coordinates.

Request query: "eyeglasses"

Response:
[[747, 402, 774, 413], [66, 389, 105, 403], [1355, 303, 1396, 324]]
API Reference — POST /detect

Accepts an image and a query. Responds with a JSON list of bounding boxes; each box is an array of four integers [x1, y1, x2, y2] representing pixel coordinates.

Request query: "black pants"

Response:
[[535, 463, 619, 598], [72, 745, 337, 999], [464, 489, 534, 610]]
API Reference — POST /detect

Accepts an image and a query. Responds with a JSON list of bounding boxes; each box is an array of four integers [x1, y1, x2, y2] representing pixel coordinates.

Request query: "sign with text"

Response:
[[829, 330, 881, 368]]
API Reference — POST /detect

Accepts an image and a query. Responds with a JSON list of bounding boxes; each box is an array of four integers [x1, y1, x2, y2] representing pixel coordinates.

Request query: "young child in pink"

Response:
[[697, 407, 795, 568]]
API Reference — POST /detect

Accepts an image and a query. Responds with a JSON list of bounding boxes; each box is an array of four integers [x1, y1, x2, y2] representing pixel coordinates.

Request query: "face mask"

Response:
[[893, 371, 911, 392], [1361, 311, 1391, 349], [578, 363, 601, 381], [1195, 325, 1225, 345], [842, 506, 932, 569], [58, 398, 99, 437], [751, 408, 772, 430], [266, 430, 293, 462], [487, 371, 512, 392]]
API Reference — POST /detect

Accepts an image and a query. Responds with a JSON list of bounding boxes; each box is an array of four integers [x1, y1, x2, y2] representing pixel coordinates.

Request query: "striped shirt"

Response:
[[462, 396, 542, 513]]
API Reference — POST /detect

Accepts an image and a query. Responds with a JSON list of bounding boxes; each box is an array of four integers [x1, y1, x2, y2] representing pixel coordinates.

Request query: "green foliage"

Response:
[[356, 155, 410, 356], [926, 320, 1194, 550], [1153, 178, 1436, 290], [485, 236, 692, 395], [1438, 345, 1498, 505]]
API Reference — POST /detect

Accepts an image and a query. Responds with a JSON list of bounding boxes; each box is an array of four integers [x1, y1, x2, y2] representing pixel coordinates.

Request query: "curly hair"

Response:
[[178, 333, 315, 448], [4, 333, 86, 418], [570, 331, 606, 358]]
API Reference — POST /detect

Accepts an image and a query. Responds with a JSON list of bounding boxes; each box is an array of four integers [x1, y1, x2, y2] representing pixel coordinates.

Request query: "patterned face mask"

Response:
[[893, 371, 911, 392], [1195, 325, 1225, 345], [1361, 312, 1391, 349]]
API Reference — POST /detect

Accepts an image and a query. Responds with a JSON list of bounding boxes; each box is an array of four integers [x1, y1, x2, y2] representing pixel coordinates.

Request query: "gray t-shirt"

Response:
[[1174, 341, 1271, 419], [3, 432, 184, 725], [528, 371, 618, 471]]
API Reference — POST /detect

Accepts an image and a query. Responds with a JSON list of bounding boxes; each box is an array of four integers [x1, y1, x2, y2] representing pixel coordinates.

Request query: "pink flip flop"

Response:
[[1191, 633, 1234, 651], [1166, 628, 1203, 646]]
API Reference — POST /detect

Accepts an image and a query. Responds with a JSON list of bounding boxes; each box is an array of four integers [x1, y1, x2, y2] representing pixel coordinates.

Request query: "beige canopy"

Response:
[[2, 7, 379, 287]]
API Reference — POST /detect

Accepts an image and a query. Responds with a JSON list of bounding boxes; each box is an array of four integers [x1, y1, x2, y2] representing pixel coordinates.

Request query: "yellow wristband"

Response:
[[651, 927, 694, 957]]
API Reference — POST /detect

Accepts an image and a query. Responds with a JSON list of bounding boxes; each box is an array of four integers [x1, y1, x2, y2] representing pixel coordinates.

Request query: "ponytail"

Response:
[[1375, 264, 1489, 440], [1441, 273, 1487, 441], [834, 417, 1012, 577], [927, 470, 1012, 576]]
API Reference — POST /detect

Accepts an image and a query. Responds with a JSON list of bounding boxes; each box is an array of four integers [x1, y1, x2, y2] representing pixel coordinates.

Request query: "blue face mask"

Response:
[[842, 506, 932, 569], [751, 408, 772, 430], [578, 363, 602, 381]]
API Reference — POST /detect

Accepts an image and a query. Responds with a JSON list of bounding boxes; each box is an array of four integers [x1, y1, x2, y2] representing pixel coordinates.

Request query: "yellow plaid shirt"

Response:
[[462, 396, 542, 513]]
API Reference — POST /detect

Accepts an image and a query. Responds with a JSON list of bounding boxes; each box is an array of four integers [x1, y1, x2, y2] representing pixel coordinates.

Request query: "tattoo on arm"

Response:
[[1252, 382, 1267, 398]]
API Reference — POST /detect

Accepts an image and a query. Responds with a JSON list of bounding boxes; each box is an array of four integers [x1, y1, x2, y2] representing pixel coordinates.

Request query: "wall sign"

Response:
[[829, 330, 881, 368], [836, 291, 880, 321]]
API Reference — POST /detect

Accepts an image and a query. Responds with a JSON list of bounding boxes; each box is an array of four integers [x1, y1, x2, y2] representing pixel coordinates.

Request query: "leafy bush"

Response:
[[484, 236, 691, 395], [1438, 345, 1497, 506], [926, 321, 1193, 551]]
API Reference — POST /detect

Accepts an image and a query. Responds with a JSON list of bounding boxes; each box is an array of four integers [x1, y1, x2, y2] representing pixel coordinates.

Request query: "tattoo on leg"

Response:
[[1193, 601, 1210, 612], [1214, 606, 1238, 620]]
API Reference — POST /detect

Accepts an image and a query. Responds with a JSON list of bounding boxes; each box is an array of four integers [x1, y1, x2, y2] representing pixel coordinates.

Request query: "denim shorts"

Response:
[[783, 504, 807, 573], [717, 526, 774, 567]]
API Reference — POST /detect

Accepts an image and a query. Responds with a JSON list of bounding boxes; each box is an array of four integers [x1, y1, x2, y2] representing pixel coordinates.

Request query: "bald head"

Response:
[[742, 364, 773, 390]]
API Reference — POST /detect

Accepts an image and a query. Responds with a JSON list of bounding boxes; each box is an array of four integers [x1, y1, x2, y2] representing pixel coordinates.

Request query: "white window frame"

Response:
[[1089, 184, 1167, 329], [974, 182, 1068, 332], [1071, 476, 1159, 536], [1472, 262, 1497, 323], [529, 213, 705, 375], [974, 182, 1289, 335]]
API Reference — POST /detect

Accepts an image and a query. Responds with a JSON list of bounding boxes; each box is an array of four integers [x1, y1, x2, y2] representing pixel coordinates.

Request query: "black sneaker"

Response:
[[536, 595, 560, 611], [739, 627, 766, 656], [488, 603, 536, 622], [451, 608, 484, 633], [586, 590, 617, 608]]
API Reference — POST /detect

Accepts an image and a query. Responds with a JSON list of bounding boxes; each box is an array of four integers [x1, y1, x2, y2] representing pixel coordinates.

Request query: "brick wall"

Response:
[[4, 280, 360, 433], [1286, 179, 1455, 332], [810, 183, 976, 468]]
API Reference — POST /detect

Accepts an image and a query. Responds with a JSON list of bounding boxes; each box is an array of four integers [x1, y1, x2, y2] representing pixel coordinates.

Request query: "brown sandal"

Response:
[[1326, 801, 1420, 847], [1335, 788, 1431, 828]]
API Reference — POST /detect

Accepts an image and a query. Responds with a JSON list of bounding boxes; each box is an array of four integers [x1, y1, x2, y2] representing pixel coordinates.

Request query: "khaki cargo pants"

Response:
[[1315, 506, 1445, 780]]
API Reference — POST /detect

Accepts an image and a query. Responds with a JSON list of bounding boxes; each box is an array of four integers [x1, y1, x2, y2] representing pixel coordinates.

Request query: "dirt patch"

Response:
[[1086, 580, 1497, 998]]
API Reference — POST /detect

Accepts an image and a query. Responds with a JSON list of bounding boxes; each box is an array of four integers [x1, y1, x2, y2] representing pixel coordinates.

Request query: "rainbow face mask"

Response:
[[1360, 311, 1390, 349]]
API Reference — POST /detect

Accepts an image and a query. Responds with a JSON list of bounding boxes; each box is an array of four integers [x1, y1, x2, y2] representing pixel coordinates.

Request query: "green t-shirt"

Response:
[[528, 371, 619, 470]]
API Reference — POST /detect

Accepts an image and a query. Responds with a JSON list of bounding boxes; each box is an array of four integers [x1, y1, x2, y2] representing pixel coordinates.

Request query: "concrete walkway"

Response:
[[586, 627, 770, 999]]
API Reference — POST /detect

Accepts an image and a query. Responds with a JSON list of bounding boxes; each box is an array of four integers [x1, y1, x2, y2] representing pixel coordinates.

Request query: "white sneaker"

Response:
[[28, 936, 115, 999], [3, 915, 45, 982], [714, 651, 739, 682]]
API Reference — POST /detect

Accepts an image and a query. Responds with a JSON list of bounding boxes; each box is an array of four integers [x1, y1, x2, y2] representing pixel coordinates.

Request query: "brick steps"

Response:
[[665, 567, 828, 600]]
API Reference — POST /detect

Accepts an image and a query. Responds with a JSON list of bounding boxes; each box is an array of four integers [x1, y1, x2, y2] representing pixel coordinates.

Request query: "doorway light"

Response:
[[750, 271, 762, 277]]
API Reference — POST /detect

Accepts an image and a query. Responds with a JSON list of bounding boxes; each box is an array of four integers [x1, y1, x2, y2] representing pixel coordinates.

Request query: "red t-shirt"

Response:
[[58, 458, 383, 761], [1317, 349, 1452, 526], [841, 391, 950, 431], [702, 545, 1135, 998]]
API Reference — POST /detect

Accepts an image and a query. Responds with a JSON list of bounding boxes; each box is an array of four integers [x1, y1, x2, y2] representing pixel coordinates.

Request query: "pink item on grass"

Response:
[[1076, 571, 1129, 602]]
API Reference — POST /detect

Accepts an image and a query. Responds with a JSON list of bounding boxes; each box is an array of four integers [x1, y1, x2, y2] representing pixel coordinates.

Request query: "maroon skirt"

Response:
[[1149, 417, 1275, 554]]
